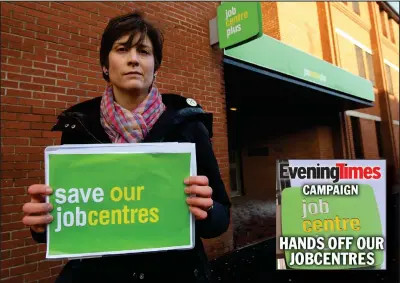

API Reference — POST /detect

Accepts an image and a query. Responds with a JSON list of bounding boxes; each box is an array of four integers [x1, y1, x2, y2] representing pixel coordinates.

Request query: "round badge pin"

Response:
[[186, 98, 197, 107]]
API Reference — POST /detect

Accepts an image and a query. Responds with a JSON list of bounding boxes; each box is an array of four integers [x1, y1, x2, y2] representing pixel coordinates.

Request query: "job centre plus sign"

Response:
[[225, 6, 248, 38], [217, 2, 262, 49]]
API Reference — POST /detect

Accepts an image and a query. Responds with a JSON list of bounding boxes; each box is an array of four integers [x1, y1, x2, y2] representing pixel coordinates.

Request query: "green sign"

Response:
[[217, 2, 263, 49], [45, 143, 196, 259], [281, 185, 383, 269], [224, 35, 375, 102]]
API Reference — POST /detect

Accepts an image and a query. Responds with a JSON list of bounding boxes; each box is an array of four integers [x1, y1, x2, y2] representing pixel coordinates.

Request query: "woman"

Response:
[[22, 11, 231, 283]]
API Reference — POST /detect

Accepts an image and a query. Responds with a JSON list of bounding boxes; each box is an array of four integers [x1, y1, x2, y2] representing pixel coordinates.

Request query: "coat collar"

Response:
[[52, 94, 213, 141], [58, 94, 204, 117]]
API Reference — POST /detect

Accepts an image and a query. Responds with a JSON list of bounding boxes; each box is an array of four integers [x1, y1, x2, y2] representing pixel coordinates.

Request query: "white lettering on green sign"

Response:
[[217, 2, 262, 49], [304, 68, 327, 83], [225, 6, 249, 38]]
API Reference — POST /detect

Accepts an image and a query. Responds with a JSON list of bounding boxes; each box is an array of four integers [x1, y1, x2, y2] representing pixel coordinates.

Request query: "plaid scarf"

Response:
[[100, 85, 166, 143]]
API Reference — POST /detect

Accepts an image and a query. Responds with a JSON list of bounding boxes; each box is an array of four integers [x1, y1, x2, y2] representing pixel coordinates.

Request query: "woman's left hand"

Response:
[[184, 176, 213, 220]]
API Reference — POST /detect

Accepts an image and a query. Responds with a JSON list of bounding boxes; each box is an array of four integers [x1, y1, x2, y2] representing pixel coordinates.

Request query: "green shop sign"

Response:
[[217, 2, 263, 49], [224, 35, 375, 102]]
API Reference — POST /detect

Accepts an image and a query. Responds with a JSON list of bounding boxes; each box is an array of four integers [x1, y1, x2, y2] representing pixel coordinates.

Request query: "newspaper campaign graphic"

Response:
[[277, 159, 386, 270], [44, 143, 197, 259]]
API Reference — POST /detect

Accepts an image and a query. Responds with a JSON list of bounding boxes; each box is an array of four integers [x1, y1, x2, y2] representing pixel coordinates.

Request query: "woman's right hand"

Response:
[[22, 184, 54, 233]]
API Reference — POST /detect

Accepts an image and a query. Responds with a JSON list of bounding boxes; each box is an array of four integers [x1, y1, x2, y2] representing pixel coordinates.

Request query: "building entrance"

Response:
[[224, 61, 345, 248]]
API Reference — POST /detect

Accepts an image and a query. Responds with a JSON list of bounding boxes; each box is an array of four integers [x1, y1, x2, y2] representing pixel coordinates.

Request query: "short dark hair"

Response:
[[100, 11, 164, 82]]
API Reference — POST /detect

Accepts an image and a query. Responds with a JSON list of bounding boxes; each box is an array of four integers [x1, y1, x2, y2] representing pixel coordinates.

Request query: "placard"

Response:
[[45, 143, 196, 259]]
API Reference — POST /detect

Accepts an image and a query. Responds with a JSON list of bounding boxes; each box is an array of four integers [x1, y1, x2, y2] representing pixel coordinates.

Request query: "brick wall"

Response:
[[241, 126, 322, 202], [359, 119, 380, 159], [261, 2, 280, 40], [1, 2, 233, 282], [317, 126, 335, 159]]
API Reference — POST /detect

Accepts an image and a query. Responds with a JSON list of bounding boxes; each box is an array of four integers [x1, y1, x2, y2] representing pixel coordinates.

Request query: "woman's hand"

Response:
[[22, 184, 54, 233], [184, 176, 213, 220]]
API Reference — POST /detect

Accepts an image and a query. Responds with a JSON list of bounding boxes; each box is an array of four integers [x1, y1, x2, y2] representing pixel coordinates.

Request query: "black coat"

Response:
[[31, 94, 231, 283]]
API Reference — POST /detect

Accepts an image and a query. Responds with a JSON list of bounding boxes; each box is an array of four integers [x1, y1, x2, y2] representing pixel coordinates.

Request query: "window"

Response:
[[350, 117, 364, 159], [375, 121, 384, 158], [385, 64, 394, 95], [352, 2, 360, 15], [365, 53, 376, 86], [354, 45, 375, 85], [355, 45, 366, 78], [380, 11, 388, 37], [389, 19, 396, 44]]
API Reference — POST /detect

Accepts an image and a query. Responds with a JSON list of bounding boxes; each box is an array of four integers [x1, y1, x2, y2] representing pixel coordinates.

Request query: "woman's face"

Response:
[[106, 33, 155, 94]]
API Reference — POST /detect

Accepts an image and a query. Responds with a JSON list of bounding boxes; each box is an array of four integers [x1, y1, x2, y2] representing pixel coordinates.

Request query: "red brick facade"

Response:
[[1, 2, 399, 282]]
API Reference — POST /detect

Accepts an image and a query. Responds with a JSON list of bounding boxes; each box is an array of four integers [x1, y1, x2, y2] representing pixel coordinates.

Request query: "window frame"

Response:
[[350, 116, 364, 159], [352, 2, 361, 15], [354, 45, 376, 86], [384, 64, 394, 96]]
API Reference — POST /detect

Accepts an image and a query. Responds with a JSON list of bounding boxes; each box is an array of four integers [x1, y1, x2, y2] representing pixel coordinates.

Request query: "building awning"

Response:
[[223, 34, 375, 115]]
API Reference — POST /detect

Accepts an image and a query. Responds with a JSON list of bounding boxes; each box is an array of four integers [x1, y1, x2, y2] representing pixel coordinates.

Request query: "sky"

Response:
[[387, 2, 399, 14]]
